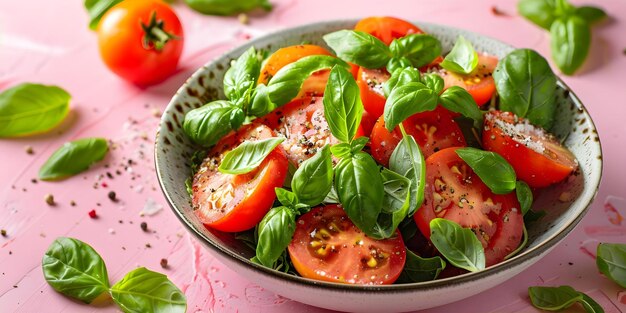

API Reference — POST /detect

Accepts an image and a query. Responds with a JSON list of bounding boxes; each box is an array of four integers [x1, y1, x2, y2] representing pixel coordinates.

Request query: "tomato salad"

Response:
[[182, 17, 578, 285]]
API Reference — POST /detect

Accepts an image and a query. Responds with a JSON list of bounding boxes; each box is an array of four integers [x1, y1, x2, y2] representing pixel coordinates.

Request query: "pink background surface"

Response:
[[1, 0, 625, 312]]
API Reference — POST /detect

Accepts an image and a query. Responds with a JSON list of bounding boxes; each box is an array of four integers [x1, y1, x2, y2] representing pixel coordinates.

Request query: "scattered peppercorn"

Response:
[[1, 229, 6, 237], [25, 146, 34, 155], [70, 200, 76, 206], [106, 172, 114, 179], [160, 258, 168, 268], [108, 191, 117, 202], [145, 243, 152, 248], [140, 222, 148, 232], [44, 194, 55, 206], [490, 6, 509, 16], [88, 210, 97, 218], [31, 179, 37, 184]]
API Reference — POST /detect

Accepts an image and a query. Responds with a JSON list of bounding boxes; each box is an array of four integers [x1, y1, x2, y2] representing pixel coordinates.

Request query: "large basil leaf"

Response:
[[581, 293, 604, 313], [39, 138, 108, 181], [223, 46, 261, 102], [182, 100, 242, 147], [184, 0, 272, 16], [516, 180, 534, 216], [389, 34, 442, 68], [575, 6, 608, 24], [383, 82, 438, 131], [218, 137, 284, 174], [389, 134, 426, 216], [255, 206, 297, 267], [110, 267, 186, 313], [429, 218, 486, 272], [373, 168, 412, 239], [322, 65, 363, 143], [596, 243, 626, 288], [323, 30, 391, 69], [291, 145, 333, 206], [396, 249, 446, 283], [439, 86, 483, 128], [528, 286, 583, 311], [550, 15, 591, 75], [42, 237, 110, 303], [275, 188, 298, 208], [440, 36, 478, 75], [0, 83, 70, 137], [456, 147, 516, 195], [518, 0, 558, 30], [84, 0, 122, 30], [493, 49, 557, 129], [383, 67, 422, 97]]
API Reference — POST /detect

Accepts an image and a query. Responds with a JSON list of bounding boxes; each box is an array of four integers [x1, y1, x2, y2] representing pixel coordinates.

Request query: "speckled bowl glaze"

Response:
[[155, 20, 602, 312]]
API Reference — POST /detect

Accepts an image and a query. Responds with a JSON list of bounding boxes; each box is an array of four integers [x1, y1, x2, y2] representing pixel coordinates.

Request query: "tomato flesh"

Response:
[[355, 16, 423, 45], [288, 205, 406, 285], [438, 54, 498, 106], [357, 67, 390, 119]]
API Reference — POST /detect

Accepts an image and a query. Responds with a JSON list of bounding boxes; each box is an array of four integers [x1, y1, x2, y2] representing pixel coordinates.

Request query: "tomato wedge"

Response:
[[357, 67, 390, 119], [439, 54, 498, 106], [192, 123, 288, 232], [355, 16, 423, 45], [414, 147, 524, 267], [482, 110, 577, 188], [288, 205, 406, 285]]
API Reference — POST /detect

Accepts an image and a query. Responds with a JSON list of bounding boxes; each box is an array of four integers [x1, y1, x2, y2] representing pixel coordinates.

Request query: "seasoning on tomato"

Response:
[[439, 54, 498, 106], [97, 0, 184, 86], [356, 67, 390, 119]]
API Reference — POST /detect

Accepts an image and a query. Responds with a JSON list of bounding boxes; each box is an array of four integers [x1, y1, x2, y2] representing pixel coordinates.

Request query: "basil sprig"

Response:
[[596, 243, 626, 288], [396, 249, 446, 283], [218, 137, 284, 174], [456, 147, 517, 194], [39, 138, 109, 181], [528, 286, 603, 313], [429, 218, 486, 272], [110, 267, 186, 313], [421, 73, 445, 95], [383, 67, 422, 97]]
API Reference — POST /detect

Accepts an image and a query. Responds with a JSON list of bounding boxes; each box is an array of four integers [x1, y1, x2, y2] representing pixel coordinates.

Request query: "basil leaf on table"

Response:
[[110, 267, 186, 313], [291, 145, 333, 206], [421, 73, 444, 95], [396, 249, 446, 283], [596, 243, 626, 288], [373, 168, 412, 239], [429, 218, 486, 272], [84, 0, 122, 30], [39, 138, 108, 181], [323, 30, 391, 69], [517, 0, 558, 30], [223, 46, 261, 102], [389, 34, 442, 68], [386, 57, 412, 74], [384, 82, 438, 131], [456, 147, 516, 195], [322, 65, 364, 143], [255, 206, 297, 267], [550, 15, 591, 75], [42, 237, 110, 303], [183, 100, 242, 146], [575, 6, 608, 24], [184, 0, 272, 16], [383, 67, 421, 97], [440, 35, 478, 75], [389, 134, 426, 216], [0, 83, 70, 138], [528, 286, 583, 311], [218, 137, 284, 174], [516, 180, 533, 216], [580, 293, 605, 313], [439, 86, 483, 128]]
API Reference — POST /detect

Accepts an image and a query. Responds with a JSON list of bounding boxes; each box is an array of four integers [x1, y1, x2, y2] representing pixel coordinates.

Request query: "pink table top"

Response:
[[1, 0, 625, 312]]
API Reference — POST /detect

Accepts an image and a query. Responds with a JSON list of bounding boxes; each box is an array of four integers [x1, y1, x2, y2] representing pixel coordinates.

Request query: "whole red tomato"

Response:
[[97, 0, 184, 86]]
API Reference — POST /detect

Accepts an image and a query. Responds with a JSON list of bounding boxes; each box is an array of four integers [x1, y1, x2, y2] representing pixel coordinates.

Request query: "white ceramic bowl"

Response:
[[155, 20, 602, 312]]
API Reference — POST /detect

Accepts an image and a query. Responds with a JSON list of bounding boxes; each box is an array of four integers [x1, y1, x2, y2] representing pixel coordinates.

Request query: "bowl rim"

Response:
[[155, 19, 603, 293]]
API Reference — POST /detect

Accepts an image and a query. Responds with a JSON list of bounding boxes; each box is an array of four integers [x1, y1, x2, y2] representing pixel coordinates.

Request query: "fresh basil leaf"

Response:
[[440, 36, 479, 75], [421, 73, 445, 95], [576, 6, 608, 24], [399, 216, 419, 243], [335, 152, 384, 237], [554, 0, 575, 16], [493, 49, 557, 129], [322, 65, 364, 143], [429, 218, 485, 272], [224, 46, 261, 102], [184, 0, 272, 16], [218, 137, 284, 174], [42, 237, 109, 303], [384, 82, 438, 131], [373, 168, 412, 239], [386, 57, 412, 74], [84, 0, 122, 30], [389, 34, 442, 68], [0, 83, 70, 137], [439, 86, 483, 128], [110, 267, 186, 313], [291, 145, 333, 206], [550, 15, 591, 75], [275, 188, 299, 208], [183, 100, 241, 147], [268, 55, 348, 107], [383, 67, 421, 97], [525, 209, 547, 224], [39, 138, 108, 181], [350, 136, 369, 153], [255, 206, 296, 267], [516, 180, 533, 216], [249, 83, 275, 117], [330, 143, 352, 159], [323, 184, 340, 204], [389, 134, 426, 216], [396, 249, 446, 283], [528, 286, 583, 311], [518, 0, 558, 30], [596, 243, 626, 288], [456, 147, 516, 194], [581, 293, 605, 313], [323, 30, 391, 69]]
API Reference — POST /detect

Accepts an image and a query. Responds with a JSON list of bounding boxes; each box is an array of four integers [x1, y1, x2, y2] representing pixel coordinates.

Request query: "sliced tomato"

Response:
[[439, 54, 498, 106], [288, 205, 406, 285], [370, 106, 467, 167], [354, 16, 423, 45], [192, 123, 288, 232], [357, 67, 390, 119], [414, 147, 524, 267], [482, 110, 577, 188]]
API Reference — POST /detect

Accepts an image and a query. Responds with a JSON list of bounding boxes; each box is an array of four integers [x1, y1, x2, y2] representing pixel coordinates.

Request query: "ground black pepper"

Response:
[[140, 222, 148, 232]]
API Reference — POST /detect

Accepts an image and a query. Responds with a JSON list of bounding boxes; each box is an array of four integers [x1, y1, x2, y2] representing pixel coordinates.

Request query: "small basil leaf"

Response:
[[439, 86, 483, 129], [389, 34, 442, 68], [323, 30, 391, 69], [581, 293, 605, 313], [268, 55, 348, 107], [322, 65, 364, 143], [517, 0, 558, 30], [223, 46, 261, 102], [399, 217, 419, 243], [384, 82, 438, 131], [389, 134, 426, 216], [42, 237, 110, 303], [283, 162, 297, 188], [84, 0, 122, 30], [528, 286, 583, 311], [493, 49, 557, 129], [275, 187, 299, 208], [184, 0, 272, 16], [0, 83, 71, 137], [39, 138, 108, 181], [396, 249, 446, 283], [386, 57, 412, 74], [110, 267, 186, 313], [183, 100, 240, 146], [596, 243, 626, 288], [291, 145, 333, 206], [516, 180, 533, 216], [575, 6, 608, 25], [330, 143, 352, 159], [249, 84, 275, 117], [383, 67, 421, 97], [429, 218, 486, 272], [440, 36, 478, 75], [372, 168, 412, 239], [525, 209, 547, 224], [550, 15, 591, 75], [335, 152, 384, 237], [456, 147, 516, 194], [255, 206, 296, 267], [218, 137, 284, 174], [421, 73, 445, 95], [350, 136, 369, 153]]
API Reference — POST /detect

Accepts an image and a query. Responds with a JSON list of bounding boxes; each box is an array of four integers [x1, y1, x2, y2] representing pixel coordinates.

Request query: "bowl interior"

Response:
[[155, 20, 602, 290]]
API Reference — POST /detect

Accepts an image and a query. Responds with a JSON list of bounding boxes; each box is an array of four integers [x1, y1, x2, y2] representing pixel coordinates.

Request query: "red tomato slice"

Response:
[[357, 67, 390, 119], [482, 110, 578, 188], [355, 16, 423, 45], [192, 123, 288, 232], [370, 106, 467, 167], [414, 147, 524, 267], [439, 54, 499, 106], [288, 205, 406, 285]]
